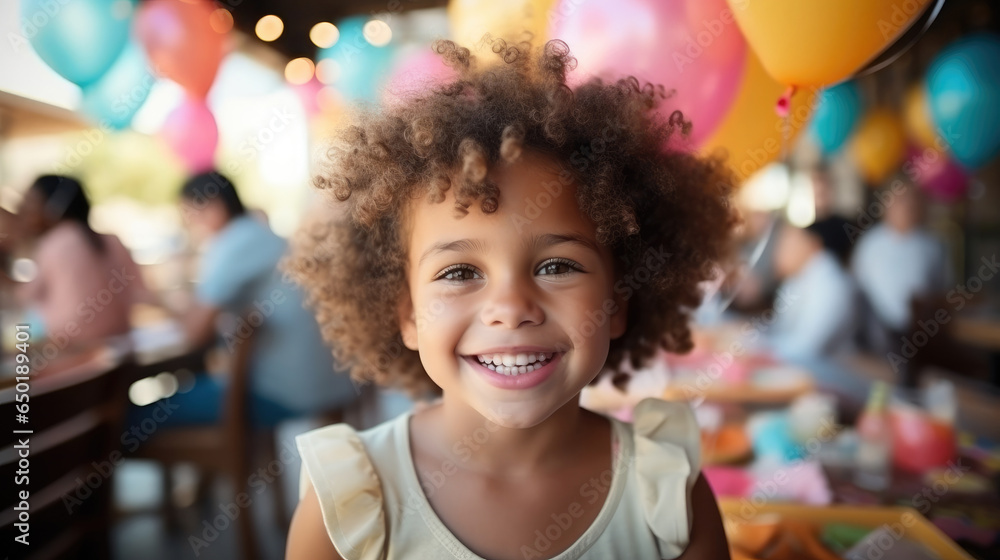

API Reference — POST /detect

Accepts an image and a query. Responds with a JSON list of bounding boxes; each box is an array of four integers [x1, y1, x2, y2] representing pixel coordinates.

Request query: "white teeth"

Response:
[[474, 351, 559, 375]]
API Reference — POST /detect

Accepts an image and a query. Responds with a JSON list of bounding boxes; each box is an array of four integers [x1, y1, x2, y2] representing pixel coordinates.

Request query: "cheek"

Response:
[[414, 291, 469, 345]]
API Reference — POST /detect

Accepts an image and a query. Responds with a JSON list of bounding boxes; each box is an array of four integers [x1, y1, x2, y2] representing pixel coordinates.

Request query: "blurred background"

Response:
[[1, 0, 999, 559]]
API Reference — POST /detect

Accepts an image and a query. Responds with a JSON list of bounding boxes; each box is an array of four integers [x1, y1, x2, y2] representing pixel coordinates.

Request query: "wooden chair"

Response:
[[127, 316, 352, 559], [126, 320, 268, 560], [0, 350, 133, 560]]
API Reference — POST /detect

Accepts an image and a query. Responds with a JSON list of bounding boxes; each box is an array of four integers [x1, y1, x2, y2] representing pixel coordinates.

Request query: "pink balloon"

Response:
[[550, 0, 746, 146], [294, 77, 324, 116], [906, 147, 969, 203], [135, 0, 226, 99], [162, 97, 218, 172], [382, 48, 457, 107]]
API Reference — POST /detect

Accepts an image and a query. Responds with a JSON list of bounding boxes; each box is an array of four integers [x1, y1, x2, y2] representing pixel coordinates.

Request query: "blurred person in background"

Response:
[[851, 179, 950, 353], [767, 223, 858, 360], [726, 210, 781, 313], [130, 171, 357, 428], [808, 162, 855, 265], [16, 175, 153, 352]]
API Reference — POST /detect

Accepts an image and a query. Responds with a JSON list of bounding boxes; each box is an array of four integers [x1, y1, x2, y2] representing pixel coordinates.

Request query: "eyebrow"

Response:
[[418, 232, 600, 266]]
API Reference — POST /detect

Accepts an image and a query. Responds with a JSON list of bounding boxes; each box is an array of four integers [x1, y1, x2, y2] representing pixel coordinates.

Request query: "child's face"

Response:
[[398, 151, 627, 428]]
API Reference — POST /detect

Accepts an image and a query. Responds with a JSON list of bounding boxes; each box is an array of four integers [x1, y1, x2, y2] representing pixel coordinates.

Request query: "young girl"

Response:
[[286, 39, 737, 560]]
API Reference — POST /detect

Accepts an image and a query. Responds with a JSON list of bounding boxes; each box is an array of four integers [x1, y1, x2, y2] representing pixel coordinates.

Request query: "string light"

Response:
[[285, 57, 315, 85], [255, 15, 284, 42], [310, 22, 340, 48], [362, 20, 392, 47], [315, 59, 341, 84]]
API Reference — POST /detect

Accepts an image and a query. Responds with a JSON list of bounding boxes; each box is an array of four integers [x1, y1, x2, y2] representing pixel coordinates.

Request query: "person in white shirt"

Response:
[[768, 223, 859, 360], [851, 182, 950, 350]]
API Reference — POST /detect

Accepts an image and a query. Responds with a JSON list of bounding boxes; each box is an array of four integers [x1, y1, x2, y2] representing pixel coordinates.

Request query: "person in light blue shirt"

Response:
[[133, 172, 357, 427], [767, 223, 859, 360], [851, 182, 950, 352]]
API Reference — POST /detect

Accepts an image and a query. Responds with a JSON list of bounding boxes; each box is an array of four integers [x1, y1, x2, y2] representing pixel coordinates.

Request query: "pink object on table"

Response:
[[704, 466, 754, 498], [890, 406, 957, 473], [720, 360, 750, 385]]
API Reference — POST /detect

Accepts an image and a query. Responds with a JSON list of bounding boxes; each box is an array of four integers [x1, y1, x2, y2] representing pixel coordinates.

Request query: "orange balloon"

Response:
[[849, 109, 907, 185], [903, 84, 939, 149], [449, 0, 556, 52], [727, 0, 933, 87], [700, 51, 816, 182], [136, 0, 227, 99]]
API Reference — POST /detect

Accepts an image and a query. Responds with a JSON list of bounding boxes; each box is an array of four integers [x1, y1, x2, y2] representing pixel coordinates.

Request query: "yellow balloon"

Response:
[[849, 109, 907, 185], [727, 0, 933, 87], [448, 0, 556, 53], [903, 84, 939, 149], [700, 51, 816, 183]]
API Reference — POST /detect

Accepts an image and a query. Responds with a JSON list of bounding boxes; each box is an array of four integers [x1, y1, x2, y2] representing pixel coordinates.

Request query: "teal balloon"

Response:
[[809, 82, 863, 154], [926, 33, 1000, 169], [81, 42, 154, 130], [318, 16, 396, 103], [22, 0, 132, 87]]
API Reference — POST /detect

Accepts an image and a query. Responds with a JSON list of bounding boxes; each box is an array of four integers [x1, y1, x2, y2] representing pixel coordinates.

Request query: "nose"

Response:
[[480, 274, 544, 329]]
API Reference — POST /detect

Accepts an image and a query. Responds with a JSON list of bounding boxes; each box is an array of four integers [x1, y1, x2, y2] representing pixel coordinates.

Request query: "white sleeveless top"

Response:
[[296, 398, 701, 560]]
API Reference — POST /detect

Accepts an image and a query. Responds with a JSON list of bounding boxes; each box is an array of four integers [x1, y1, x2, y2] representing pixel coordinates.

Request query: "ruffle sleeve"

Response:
[[296, 424, 388, 560], [631, 397, 702, 559]]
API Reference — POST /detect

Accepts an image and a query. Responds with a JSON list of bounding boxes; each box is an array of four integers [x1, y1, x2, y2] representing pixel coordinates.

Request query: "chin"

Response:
[[470, 395, 570, 430]]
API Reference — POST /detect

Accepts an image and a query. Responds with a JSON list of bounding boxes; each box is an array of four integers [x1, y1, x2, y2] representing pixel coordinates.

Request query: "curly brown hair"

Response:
[[284, 38, 739, 395]]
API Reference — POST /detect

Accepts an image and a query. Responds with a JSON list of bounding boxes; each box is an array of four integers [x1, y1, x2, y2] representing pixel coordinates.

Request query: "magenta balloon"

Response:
[[294, 78, 323, 116], [162, 97, 218, 172], [906, 147, 968, 203], [383, 48, 457, 107], [550, 0, 746, 146]]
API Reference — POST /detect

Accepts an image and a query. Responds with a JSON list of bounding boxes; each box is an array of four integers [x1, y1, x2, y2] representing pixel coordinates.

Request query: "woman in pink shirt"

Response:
[[18, 175, 152, 351]]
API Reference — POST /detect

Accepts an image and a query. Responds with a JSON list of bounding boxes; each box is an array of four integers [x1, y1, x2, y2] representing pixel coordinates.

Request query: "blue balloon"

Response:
[[808, 82, 863, 155], [22, 0, 132, 87], [926, 33, 1000, 169], [318, 16, 396, 103], [80, 42, 154, 130]]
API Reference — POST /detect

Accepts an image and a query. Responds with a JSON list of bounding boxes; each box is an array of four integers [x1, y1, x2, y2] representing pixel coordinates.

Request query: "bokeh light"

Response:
[[255, 15, 284, 42], [362, 20, 392, 47], [209, 8, 234, 34], [310, 22, 340, 48], [284, 57, 315, 85], [315, 58, 341, 85]]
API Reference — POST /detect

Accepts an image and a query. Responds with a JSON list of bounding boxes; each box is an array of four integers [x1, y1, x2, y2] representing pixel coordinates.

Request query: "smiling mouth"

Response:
[[468, 352, 559, 376]]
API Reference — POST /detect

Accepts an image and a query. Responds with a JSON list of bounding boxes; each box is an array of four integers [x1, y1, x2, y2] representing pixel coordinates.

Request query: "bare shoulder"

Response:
[[286, 483, 343, 560], [676, 472, 731, 560]]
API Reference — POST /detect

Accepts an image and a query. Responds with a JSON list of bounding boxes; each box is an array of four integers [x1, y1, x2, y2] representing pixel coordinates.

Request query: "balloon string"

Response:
[[776, 86, 796, 164], [775, 86, 796, 118]]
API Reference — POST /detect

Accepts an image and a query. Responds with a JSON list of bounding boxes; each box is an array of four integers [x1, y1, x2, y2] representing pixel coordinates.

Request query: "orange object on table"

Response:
[[719, 501, 974, 560], [702, 424, 753, 465]]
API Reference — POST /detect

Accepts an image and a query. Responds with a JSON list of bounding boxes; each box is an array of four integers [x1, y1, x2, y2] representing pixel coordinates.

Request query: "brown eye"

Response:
[[537, 259, 582, 276], [436, 265, 482, 281]]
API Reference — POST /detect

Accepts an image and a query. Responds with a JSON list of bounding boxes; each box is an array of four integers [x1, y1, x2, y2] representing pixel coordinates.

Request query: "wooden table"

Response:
[[0, 327, 207, 395]]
